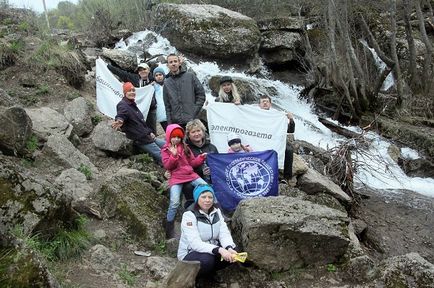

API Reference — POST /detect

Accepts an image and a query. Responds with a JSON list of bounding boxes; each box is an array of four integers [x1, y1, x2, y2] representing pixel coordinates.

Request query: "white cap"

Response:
[[137, 63, 150, 70], [227, 132, 241, 144]]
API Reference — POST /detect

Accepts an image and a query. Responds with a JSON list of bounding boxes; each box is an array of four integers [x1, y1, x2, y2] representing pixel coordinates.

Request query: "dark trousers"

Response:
[[160, 121, 168, 131], [183, 251, 231, 276], [146, 109, 157, 134], [284, 143, 293, 178]]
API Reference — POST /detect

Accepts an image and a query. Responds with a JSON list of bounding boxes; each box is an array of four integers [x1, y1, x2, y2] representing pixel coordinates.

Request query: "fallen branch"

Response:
[[318, 117, 362, 139]]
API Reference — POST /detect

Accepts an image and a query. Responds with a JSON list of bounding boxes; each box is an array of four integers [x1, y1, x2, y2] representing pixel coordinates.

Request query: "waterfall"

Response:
[[115, 30, 434, 197]]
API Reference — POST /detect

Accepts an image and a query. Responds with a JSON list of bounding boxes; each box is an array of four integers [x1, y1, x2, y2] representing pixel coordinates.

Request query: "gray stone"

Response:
[[99, 168, 167, 246], [92, 120, 134, 156], [90, 244, 115, 271], [380, 253, 434, 288], [257, 17, 305, 32], [153, 4, 261, 59], [231, 196, 350, 272], [145, 256, 177, 280], [345, 255, 376, 283], [260, 49, 297, 66], [387, 144, 401, 163], [261, 31, 302, 50], [0, 106, 32, 155], [102, 47, 137, 71], [64, 97, 93, 136], [0, 88, 14, 106], [298, 168, 352, 205], [37, 134, 97, 175], [352, 219, 368, 237], [26, 107, 72, 140], [293, 153, 309, 176], [55, 168, 92, 202]]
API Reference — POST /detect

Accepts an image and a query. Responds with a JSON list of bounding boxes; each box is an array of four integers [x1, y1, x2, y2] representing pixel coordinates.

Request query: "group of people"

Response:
[[108, 53, 295, 284]]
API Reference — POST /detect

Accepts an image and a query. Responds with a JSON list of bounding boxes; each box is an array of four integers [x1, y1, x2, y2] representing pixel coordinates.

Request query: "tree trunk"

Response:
[[389, 0, 404, 106], [415, 0, 434, 92], [403, 0, 419, 90]]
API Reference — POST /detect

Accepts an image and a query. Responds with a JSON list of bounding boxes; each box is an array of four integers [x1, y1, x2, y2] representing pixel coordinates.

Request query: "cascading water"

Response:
[[115, 30, 434, 197]]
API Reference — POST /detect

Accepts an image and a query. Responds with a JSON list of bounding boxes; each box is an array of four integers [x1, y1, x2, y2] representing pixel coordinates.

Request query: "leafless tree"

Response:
[[415, 0, 433, 92]]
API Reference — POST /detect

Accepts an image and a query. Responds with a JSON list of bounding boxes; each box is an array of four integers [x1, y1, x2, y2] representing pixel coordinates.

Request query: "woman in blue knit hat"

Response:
[[152, 66, 168, 131], [177, 184, 237, 284]]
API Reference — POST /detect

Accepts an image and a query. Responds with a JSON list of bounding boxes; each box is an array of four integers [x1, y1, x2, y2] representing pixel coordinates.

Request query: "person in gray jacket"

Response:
[[163, 54, 205, 129], [178, 184, 237, 282]]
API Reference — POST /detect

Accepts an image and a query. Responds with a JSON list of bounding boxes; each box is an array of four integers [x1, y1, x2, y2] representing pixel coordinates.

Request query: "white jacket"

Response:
[[177, 207, 236, 260]]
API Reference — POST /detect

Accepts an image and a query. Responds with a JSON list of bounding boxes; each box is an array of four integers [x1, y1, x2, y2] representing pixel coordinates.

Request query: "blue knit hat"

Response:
[[193, 184, 215, 203], [153, 67, 166, 77]]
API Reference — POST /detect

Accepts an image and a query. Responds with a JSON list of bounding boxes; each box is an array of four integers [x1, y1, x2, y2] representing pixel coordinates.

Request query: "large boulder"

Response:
[[92, 120, 134, 156], [0, 155, 75, 236], [298, 168, 352, 205], [231, 196, 350, 272], [63, 97, 93, 137], [101, 47, 137, 71], [257, 17, 305, 32], [25, 107, 73, 141], [99, 168, 167, 246], [153, 4, 261, 60], [0, 106, 32, 155], [380, 253, 434, 288], [36, 134, 98, 176]]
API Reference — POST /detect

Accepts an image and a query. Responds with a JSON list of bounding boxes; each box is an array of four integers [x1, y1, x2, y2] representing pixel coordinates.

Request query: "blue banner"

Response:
[[207, 150, 279, 211]]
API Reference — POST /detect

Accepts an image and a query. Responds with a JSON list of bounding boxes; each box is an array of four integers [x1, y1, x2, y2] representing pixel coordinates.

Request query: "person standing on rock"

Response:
[[178, 184, 237, 285], [152, 66, 168, 131], [163, 53, 206, 130], [107, 62, 158, 134], [111, 82, 165, 165], [215, 76, 243, 105], [259, 95, 295, 181]]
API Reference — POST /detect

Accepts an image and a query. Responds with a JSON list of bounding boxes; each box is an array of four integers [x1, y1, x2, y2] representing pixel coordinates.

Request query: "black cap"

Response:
[[219, 76, 233, 85]]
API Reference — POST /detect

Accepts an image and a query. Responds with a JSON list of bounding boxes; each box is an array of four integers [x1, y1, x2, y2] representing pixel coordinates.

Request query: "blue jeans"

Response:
[[137, 138, 165, 165], [167, 177, 207, 221]]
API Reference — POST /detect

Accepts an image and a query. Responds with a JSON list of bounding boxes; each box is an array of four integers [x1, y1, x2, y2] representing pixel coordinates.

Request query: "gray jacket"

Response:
[[163, 70, 205, 125]]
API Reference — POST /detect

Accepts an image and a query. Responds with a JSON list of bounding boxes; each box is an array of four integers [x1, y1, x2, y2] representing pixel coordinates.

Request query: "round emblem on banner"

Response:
[[225, 156, 274, 198]]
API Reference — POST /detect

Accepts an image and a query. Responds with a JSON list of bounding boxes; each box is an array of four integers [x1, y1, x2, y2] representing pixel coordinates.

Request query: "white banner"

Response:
[[95, 58, 154, 119], [207, 103, 288, 169]]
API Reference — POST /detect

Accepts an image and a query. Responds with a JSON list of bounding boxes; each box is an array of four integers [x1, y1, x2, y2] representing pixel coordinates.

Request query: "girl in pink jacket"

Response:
[[161, 124, 208, 238]]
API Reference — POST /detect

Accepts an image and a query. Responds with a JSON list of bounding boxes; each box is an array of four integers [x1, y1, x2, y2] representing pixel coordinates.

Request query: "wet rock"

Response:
[[0, 106, 32, 155], [36, 134, 98, 176], [99, 168, 167, 246], [380, 253, 434, 288], [102, 47, 137, 71], [92, 120, 134, 156], [231, 196, 350, 272], [298, 168, 352, 205], [25, 107, 72, 141], [398, 157, 434, 178], [153, 4, 261, 60], [64, 97, 93, 137], [387, 144, 401, 163]]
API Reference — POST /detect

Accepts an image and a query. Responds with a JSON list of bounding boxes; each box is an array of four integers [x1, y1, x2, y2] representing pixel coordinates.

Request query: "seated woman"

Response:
[[215, 76, 243, 105], [178, 184, 237, 283]]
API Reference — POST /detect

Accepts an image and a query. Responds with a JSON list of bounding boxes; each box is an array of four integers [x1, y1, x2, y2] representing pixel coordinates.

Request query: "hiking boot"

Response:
[[165, 220, 175, 239]]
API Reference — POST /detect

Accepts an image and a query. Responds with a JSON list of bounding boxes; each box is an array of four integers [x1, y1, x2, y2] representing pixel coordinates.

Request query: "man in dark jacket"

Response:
[[259, 95, 295, 180], [107, 62, 158, 134], [112, 82, 165, 165], [163, 54, 206, 129]]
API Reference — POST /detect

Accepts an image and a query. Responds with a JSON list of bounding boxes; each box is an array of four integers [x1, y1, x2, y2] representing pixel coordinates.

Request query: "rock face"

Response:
[[231, 196, 350, 272], [153, 4, 261, 60], [63, 97, 93, 137], [92, 120, 134, 155], [0, 88, 14, 106], [258, 17, 304, 66], [0, 106, 32, 155], [99, 168, 167, 246], [25, 107, 72, 141], [0, 155, 75, 236], [380, 253, 434, 288], [102, 47, 137, 71], [55, 168, 93, 202], [36, 134, 98, 175], [298, 168, 352, 205]]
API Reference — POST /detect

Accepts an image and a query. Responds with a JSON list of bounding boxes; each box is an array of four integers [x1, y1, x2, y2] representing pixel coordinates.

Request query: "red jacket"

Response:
[[161, 124, 205, 186]]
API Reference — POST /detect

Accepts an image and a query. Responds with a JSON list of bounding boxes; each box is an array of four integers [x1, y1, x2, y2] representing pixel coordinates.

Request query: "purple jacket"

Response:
[[161, 124, 205, 186]]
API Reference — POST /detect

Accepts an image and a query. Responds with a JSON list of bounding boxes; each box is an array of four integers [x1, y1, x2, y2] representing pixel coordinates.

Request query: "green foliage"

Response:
[[66, 91, 81, 101], [36, 84, 50, 95], [56, 16, 75, 30], [137, 153, 153, 165], [118, 264, 137, 286], [17, 21, 30, 32], [8, 39, 25, 54], [25, 135, 38, 153], [326, 263, 337, 272], [154, 240, 166, 254], [91, 114, 103, 126], [10, 216, 92, 262], [77, 164, 92, 180]]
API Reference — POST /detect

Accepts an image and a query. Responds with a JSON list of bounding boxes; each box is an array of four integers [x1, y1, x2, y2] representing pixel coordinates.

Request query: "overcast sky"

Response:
[[8, 0, 79, 13]]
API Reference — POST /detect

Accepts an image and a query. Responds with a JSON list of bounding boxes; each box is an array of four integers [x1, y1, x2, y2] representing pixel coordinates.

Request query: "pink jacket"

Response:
[[161, 124, 205, 186]]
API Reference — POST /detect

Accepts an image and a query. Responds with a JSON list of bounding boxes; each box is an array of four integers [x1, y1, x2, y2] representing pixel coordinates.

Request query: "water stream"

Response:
[[115, 30, 434, 198]]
